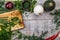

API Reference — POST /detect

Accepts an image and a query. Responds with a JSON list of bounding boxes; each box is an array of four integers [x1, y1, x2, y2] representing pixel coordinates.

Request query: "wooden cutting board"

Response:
[[0, 10, 24, 31]]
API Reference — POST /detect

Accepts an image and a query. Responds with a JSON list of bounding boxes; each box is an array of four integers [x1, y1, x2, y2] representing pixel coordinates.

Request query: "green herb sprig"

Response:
[[12, 30, 48, 40], [0, 17, 20, 40], [50, 9, 60, 30]]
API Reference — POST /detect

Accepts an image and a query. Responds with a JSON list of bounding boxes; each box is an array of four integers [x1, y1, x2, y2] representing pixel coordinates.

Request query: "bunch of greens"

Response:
[[12, 31, 48, 40], [50, 9, 60, 30], [0, 17, 20, 40], [0, 18, 12, 40], [29, 0, 37, 12]]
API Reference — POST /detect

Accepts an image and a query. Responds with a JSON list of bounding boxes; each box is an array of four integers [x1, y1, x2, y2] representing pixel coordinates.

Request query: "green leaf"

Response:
[[30, 0, 37, 12], [23, 35, 28, 40], [8, 22, 15, 27], [11, 17, 19, 22], [0, 30, 11, 40], [0, 19, 8, 24], [11, 17, 21, 25], [0, 2, 4, 7], [18, 33, 22, 39]]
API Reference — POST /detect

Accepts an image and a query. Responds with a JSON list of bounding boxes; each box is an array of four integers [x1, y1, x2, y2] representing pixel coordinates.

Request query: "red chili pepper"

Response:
[[45, 31, 60, 40]]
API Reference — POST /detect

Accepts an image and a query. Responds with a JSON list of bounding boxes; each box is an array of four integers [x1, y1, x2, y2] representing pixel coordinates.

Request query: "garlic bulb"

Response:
[[34, 5, 44, 15]]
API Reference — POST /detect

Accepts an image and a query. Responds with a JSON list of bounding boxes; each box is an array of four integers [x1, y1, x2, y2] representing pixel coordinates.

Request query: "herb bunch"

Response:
[[12, 31, 48, 40], [0, 17, 20, 40], [51, 9, 60, 30]]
